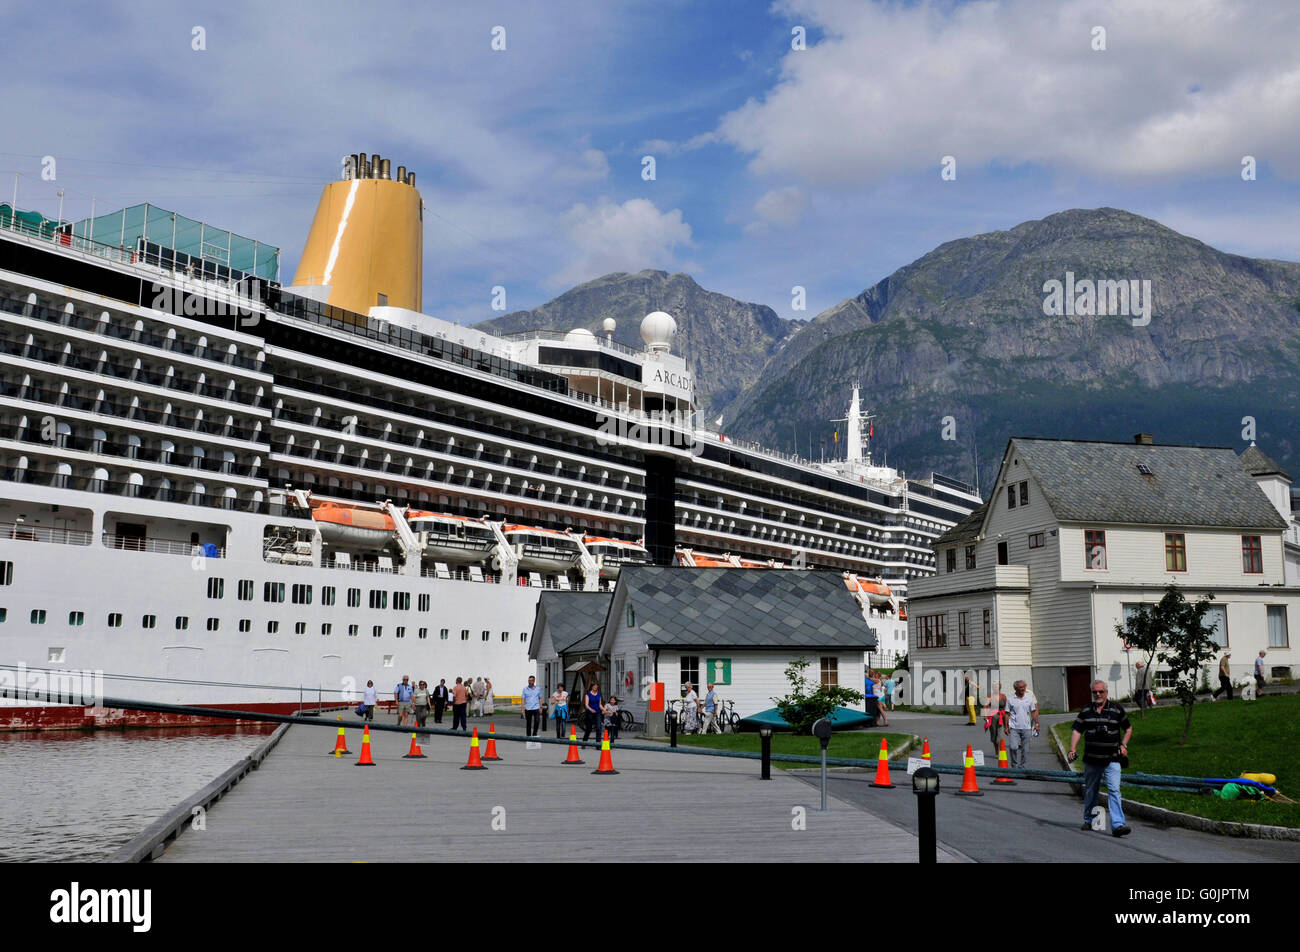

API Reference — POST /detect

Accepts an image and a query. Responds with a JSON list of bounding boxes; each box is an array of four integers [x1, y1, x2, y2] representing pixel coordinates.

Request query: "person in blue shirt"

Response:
[[582, 680, 603, 742], [521, 676, 543, 736], [393, 675, 414, 726]]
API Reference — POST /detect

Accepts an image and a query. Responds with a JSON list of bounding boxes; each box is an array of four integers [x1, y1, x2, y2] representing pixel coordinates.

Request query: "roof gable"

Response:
[[533, 591, 612, 655], [1007, 439, 1287, 530], [607, 566, 877, 651]]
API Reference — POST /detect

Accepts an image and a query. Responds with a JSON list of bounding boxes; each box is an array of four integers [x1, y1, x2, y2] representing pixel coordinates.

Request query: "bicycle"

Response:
[[703, 699, 739, 733]]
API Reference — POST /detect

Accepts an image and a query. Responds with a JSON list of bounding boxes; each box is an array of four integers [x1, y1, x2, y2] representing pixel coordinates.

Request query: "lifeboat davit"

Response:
[[310, 501, 396, 548], [498, 524, 581, 574], [583, 536, 651, 579], [406, 510, 496, 564]]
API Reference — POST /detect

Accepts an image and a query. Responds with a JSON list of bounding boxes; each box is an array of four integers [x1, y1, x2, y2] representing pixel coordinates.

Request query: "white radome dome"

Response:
[[640, 311, 677, 352], [601, 317, 617, 334], [564, 327, 596, 343]]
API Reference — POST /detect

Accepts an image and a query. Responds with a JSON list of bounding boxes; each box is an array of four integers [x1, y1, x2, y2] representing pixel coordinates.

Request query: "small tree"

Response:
[[1115, 583, 1218, 745], [1115, 603, 1162, 717], [772, 657, 865, 735]]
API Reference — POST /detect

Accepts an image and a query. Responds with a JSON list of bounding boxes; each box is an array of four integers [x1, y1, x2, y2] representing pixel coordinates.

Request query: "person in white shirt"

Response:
[[552, 685, 570, 738], [1005, 680, 1039, 768], [362, 680, 377, 722]]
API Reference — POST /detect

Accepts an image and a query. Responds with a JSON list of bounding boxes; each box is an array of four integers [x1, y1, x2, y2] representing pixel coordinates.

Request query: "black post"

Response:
[[913, 767, 940, 864], [918, 793, 935, 863], [669, 707, 677, 748], [760, 729, 772, 779]]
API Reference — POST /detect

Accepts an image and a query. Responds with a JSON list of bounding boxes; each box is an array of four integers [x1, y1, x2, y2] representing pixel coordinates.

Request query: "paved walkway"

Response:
[[155, 717, 966, 863]]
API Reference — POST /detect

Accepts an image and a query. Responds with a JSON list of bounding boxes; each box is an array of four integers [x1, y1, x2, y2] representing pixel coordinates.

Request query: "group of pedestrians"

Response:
[[673, 682, 726, 733], [865, 670, 894, 726], [358, 674, 495, 731], [539, 679, 622, 742]]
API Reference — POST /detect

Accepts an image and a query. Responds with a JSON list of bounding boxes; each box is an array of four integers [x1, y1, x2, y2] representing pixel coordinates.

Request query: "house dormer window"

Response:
[[946, 548, 957, 573], [1019, 481, 1028, 506], [965, 545, 977, 570], [1085, 529, 1106, 569], [1007, 485, 1016, 509]]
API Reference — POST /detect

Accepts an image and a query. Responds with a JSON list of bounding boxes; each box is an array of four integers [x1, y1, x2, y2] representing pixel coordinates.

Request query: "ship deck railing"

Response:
[[102, 532, 225, 558], [0, 521, 92, 546], [500, 329, 642, 358]]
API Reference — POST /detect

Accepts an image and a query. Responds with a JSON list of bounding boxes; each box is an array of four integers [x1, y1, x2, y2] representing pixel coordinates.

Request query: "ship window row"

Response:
[[272, 295, 569, 397], [0, 287, 265, 373], [0, 413, 265, 479], [274, 370, 630, 469], [677, 489, 927, 544], [274, 401, 642, 495], [2, 453, 274, 514], [676, 497, 940, 557], [0, 327, 266, 410], [272, 441, 641, 517], [677, 521, 935, 575], [0, 611, 509, 641], [1, 374, 265, 443]]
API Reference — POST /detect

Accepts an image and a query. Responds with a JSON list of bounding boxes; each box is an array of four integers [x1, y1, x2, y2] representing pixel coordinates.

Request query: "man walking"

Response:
[[1005, 680, 1039, 769], [394, 675, 414, 726], [450, 677, 469, 732], [1212, 652, 1233, 701], [701, 682, 720, 733], [1069, 681, 1133, 837], [1255, 651, 1267, 694], [522, 675, 543, 737], [1133, 661, 1151, 711], [432, 679, 449, 724]]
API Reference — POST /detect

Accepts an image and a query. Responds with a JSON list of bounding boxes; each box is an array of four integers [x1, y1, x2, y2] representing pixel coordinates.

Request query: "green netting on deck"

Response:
[[0, 203, 62, 238], [68, 203, 279, 280]]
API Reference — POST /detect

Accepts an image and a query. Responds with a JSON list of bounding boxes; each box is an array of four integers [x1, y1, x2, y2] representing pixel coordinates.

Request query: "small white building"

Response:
[[907, 436, 1298, 710], [597, 566, 877, 729]]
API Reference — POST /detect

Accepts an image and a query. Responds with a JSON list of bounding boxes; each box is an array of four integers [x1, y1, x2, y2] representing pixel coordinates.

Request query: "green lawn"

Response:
[[667, 730, 914, 769], [1051, 694, 1299, 828]]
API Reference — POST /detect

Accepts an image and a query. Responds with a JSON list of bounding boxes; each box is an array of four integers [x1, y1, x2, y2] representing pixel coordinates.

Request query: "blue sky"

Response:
[[3, 0, 1298, 326]]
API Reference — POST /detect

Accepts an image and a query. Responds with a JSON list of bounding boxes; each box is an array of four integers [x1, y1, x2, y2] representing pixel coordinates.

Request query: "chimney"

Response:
[[1134, 433, 1153, 445]]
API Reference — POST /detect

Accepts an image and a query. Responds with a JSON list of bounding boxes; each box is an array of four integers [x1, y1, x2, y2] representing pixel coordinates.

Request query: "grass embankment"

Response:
[[670, 731, 914, 770], [1050, 694, 1300, 828]]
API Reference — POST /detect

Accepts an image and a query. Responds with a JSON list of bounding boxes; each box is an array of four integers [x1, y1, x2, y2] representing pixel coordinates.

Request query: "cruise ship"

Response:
[[0, 153, 980, 729]]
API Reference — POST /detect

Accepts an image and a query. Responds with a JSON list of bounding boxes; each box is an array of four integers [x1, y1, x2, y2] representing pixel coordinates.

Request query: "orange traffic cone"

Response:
[[921, 737, 931, 762], [355, 724, 375, 766], [403, 732, 426, 759], [955, 744, 983, 796], [482, 723, 502, 761], [331, 717, 350, 756], [460, 727, 488, 770], [994, 738, 1016, 784], [591, 729, 619, 775], [869, 737, 895, 788], [562, 725, 585, 765]]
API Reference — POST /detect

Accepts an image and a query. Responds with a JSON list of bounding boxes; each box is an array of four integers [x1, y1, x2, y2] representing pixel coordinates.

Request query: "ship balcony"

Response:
[[102, 532, 226, 558], [0, 288, 268, 374], [0, 457, 266, 515], [0, 521, 92, 546]]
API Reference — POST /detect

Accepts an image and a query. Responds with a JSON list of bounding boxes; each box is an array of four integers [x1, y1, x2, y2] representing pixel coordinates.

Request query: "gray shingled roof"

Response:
[[1012, 439, 1287, 529], [535, 591, 611, 654], [614, 566, 876, 650], [935, 501, 988, 547], [1240, 444, 1291, 481]]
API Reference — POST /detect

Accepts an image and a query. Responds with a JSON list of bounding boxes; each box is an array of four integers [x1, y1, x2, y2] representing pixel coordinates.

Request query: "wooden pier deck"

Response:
[[155, 717, 965, 863]]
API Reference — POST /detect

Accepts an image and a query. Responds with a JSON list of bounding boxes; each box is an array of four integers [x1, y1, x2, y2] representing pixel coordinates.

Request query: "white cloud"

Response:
[[754, 186, 808, 225], [718, 0, 1300, 183], [552, 197, 695, 286]]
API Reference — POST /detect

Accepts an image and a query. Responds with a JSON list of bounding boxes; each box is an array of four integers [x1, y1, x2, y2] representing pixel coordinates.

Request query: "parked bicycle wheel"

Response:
[[617, 709, 634, 733]]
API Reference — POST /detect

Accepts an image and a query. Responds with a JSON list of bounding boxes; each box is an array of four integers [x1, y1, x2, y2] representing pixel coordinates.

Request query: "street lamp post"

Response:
[[912, 766, 940, 864]]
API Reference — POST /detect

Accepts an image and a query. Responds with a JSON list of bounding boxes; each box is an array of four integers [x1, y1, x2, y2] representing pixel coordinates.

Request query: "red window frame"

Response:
[[1084, 529, 1106, 569], [1242, 535, 1263, 574], [1165, 533, 1187, 572]]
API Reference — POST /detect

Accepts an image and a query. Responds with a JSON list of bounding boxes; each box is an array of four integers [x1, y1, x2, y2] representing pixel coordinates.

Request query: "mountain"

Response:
[[476, 270, 798, 420], [725, 208, 1300, 489]]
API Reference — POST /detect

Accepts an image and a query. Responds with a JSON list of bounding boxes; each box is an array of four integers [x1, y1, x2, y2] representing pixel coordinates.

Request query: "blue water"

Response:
[[0, 724, 276, 862]]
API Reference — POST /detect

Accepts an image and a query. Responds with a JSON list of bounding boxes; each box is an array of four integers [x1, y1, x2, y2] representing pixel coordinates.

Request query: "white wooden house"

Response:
[[907, 436, 1298, 710]]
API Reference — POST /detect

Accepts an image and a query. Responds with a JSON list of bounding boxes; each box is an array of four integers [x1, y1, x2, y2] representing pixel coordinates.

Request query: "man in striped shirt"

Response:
[[1068, 681, 1133, 837]]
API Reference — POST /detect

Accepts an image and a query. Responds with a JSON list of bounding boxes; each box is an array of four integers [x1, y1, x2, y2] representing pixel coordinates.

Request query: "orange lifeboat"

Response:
[[310, 500, 396, 547]]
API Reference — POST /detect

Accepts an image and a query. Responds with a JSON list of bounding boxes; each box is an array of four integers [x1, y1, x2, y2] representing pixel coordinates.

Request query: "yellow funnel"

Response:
[[292, 154, 422, 322]]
